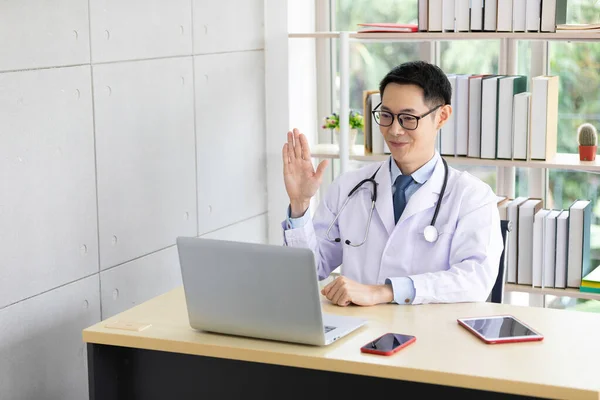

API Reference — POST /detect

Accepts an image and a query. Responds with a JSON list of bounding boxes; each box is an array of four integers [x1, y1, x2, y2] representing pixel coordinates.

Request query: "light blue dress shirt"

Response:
[[285, 152, 440, 305]]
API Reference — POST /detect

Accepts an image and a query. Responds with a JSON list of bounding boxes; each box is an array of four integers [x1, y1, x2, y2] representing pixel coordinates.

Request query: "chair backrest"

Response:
[[489, 220, 511, 304]]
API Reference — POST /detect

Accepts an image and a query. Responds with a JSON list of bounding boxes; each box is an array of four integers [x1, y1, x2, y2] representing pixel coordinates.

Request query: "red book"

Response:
[[357, 23, 418, 33]]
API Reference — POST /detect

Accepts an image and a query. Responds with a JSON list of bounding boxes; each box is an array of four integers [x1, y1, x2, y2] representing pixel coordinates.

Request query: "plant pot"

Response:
[[334, 128, 359, 153], [579, 145, 597, 161]]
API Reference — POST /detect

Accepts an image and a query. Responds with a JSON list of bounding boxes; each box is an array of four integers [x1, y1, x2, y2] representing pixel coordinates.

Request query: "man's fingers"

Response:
[[292, 129, 302, 160], [287, 131, 295, 160], [337, 294, 351, 307], [315, 159, 329, 180], [325, 278, 342, 301], [299, 133, 311, 160], [331, 284, 346, 305], [282, 143, 289, 166], [321, 278, 336, 296]]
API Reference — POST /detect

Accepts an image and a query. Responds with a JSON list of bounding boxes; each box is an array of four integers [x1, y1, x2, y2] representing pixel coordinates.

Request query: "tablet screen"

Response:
[[460, 316, 540, 339]]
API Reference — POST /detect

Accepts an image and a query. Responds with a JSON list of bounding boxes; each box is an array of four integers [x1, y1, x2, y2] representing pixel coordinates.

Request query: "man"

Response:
[[281, 61, 503, 307]]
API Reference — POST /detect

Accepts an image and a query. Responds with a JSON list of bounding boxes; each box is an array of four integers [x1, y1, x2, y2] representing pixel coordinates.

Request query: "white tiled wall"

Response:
[[0, 1, 266, 399]]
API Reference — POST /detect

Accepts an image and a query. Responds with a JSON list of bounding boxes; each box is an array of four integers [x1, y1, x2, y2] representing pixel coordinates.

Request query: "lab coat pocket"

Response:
[[411, 222, 456, 272]]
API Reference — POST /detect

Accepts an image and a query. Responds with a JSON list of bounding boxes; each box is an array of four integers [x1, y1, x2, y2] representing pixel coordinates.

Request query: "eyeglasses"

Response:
[[372, 102, 443, 130]]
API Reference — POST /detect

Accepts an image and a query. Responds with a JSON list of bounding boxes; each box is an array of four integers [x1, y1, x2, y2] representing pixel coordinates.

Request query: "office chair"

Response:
[[489, 220, 512, 304]]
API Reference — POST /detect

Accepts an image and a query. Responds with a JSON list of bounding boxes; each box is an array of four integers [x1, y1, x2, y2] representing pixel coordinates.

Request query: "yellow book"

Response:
[[581, 265, 600, 289]]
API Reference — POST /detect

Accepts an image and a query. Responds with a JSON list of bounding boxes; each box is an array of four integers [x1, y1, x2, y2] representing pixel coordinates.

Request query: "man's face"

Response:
[[379, 83, 450, 168]]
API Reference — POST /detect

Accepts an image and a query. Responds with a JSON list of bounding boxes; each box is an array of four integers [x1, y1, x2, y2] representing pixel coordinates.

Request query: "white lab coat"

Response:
[[282, 155, 503, 305]]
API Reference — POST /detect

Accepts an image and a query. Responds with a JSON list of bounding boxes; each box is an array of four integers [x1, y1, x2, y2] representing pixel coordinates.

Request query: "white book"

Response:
[[554, 210, 569, 288], [506, 196, 529, 283], [512, 0, 527, 32], [499, 199, 512, 220], [541, 0, 567, 32], [530, 76, 558, 160], [526, 0, 541, 31], [532, 209, 550, 287], [567, 200, 592, 288], [443, 0, 456, 31], [484, 0, 498, 31], [543, 210, 562, 288], [370, 92, 385, 154], [497, 0, 513, 31], [497, 77, 517, 159], [441, 75, 457, 156], [419, 0, 429, 31], [429, 0, 443, 31], [470, 0, 484, 30], [480, 76, 500, 159], [512, 92, 531, 160], [455, 0, 470, 31], [518, 199, 543, 285], [455, 75, 470, 155], [467, 76, 484, 158]]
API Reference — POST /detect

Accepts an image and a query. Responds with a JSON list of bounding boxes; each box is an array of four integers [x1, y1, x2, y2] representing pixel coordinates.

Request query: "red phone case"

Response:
[[457, 316, 544, 344], [360, 333, 416, 356]]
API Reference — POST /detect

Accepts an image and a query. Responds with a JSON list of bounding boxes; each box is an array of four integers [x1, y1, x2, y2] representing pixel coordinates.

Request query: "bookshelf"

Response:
[[311, 144, 600, 173], [289, 31, 600, 41], [289, 28, 600, 304], [505, 283, 600, 301]]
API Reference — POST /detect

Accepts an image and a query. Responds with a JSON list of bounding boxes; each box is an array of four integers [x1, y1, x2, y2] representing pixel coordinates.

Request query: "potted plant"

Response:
[[322, 110, 364, 152], [577, 123, 598, 161]]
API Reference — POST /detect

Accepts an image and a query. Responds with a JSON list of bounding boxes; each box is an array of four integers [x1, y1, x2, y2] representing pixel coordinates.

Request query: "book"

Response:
[[480, 75, 501, 159], [441, 74, 457, 156], [567, 200, 592, 288], [418, 0, 429, 31], [542, 0, 568, 32], [554, 210, 569, 288], [518, 198, 543, 285], [497, 75, 527, 160], [530, 75, 559, 161], [543, 209, 562, 288], [532, 208, 550, 288], [506, 196, 530, 283], [556, 23, 600, 31], [357, 23, 418, 33], [498, 197, 512, 220], [581, 265, 600, 289], [512, 92, 532, 160]]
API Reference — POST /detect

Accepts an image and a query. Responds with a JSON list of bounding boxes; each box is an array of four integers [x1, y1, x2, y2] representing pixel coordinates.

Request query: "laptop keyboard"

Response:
[[324, 325, 336, 333]]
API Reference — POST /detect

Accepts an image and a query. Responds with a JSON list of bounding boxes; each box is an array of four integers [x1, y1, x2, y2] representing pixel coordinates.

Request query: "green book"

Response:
[[580, 286, 600, 294]]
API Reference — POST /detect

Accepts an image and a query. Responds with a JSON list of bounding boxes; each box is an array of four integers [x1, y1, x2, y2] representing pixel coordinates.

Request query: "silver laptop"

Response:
[[176, 236, 366, 346]]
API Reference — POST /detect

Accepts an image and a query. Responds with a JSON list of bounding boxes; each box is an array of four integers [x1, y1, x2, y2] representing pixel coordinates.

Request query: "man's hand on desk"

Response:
[[321, 276, 394, 306]]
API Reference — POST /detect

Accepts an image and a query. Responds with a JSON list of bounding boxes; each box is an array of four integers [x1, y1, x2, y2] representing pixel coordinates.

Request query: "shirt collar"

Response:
[[389, 151, 440, 185]]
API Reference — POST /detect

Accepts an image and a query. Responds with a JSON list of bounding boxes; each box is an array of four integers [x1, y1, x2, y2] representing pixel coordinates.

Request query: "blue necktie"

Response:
[[393, 175, 413, 224]]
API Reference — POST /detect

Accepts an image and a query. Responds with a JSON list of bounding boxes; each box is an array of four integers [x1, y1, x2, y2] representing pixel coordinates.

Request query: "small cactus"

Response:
[[578, 123, 598, 146]]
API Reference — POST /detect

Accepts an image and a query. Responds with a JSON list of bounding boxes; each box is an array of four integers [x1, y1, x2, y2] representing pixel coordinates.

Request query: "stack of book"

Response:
[[440, 74, 558, 161], [497, 196, 593, 290], [581, 265, 600, 294], [362, 74, 559, 162], [418, 0, 568, 33]]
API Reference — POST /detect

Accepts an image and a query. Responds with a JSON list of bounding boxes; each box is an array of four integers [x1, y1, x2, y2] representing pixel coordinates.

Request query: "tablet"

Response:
[[457, 315, 544, 344]]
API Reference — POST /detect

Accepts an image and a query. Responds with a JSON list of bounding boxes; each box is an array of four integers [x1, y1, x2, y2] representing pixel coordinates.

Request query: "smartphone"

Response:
[[360, 333, 416, 356]]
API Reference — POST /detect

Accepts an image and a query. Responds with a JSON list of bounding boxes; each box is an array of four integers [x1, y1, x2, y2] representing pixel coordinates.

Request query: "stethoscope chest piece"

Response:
[[423, 225, 439, 243]]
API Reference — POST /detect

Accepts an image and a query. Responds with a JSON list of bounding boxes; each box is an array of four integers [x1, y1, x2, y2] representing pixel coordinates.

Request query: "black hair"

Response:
[[378, 61, 452, 108]]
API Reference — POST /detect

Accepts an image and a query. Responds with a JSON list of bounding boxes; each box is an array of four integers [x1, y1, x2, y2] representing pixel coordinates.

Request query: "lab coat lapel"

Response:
[[397, 157, 445, 226], [373, 160, 395, 236]]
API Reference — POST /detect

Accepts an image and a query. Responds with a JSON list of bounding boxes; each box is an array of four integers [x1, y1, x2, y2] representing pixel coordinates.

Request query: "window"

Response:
[[334, 0, 420, 147], [543, 1, 600, 313]]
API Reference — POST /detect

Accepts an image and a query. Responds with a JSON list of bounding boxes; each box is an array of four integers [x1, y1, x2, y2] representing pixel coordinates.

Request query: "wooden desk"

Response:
[[83, 287, 600, 400]]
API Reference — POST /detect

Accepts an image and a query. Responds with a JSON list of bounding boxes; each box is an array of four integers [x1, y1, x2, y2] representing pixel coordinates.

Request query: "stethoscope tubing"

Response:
[[326, 158, 448, 246]]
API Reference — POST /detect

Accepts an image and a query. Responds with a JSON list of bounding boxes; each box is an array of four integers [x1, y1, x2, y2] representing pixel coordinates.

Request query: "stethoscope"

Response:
[[326, 158, 449, 247]]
